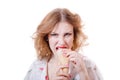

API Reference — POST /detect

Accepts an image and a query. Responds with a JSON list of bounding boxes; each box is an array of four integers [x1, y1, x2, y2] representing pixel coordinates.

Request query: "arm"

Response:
[[86, 65, 103, 80], [80, 57, 103, 80], [72, 56, 103, 80], [66, 50, 103, 80]]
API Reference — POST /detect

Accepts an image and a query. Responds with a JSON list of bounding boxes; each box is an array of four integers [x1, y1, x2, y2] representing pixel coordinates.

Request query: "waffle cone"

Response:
[[57, 49, 69, 73]]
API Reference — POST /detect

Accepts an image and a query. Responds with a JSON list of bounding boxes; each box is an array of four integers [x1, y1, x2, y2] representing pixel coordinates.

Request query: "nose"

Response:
[[58, 36, 65, 45]]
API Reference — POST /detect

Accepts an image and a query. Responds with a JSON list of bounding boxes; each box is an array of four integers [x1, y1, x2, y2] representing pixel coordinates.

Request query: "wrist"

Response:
[[79, 69, 90, 80]]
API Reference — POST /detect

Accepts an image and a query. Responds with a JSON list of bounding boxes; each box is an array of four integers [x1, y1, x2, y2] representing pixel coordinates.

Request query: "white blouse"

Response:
[[24, 56, 103, 80]]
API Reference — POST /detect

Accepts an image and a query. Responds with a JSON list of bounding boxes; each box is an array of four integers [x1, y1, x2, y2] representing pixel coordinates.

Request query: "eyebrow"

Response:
[[65, 31, 73, 33], [51, 30, 73, 33]]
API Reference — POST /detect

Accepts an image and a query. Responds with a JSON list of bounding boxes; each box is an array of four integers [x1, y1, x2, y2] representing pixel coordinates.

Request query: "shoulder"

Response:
[[27, 59, 47, 71], [24, 59, 47, 80]]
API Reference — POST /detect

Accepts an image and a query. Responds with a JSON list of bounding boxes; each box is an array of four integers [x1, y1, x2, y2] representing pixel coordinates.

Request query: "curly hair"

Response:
[[32, 8, 87, 60]]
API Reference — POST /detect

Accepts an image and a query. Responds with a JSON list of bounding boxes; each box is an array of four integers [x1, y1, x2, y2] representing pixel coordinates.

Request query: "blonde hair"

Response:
[[33, 8, 87, 60]]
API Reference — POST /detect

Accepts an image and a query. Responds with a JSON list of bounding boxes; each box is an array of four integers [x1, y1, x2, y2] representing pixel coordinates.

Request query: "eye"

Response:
[[65, 33, 72, 36], [50, 33, 58, 36]]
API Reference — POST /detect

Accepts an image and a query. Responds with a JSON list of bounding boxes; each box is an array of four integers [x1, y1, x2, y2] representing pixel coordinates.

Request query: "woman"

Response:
[[24, 8, 103, 80]]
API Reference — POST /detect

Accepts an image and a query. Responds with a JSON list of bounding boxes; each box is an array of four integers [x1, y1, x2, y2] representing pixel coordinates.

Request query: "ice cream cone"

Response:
[[57, 49, 69, 73]]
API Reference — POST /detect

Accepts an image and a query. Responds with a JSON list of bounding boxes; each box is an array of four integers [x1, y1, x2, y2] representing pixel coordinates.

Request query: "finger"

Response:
[[57, 72, 70, 80], [56, 71, 70, 80], [56, 65, 69, 76], [56, 76, 69, 80], [68, 54, 77, 59], [58, 64, 69, 69], [66, 51, 78, 58], [69, 58, 77, 64], [66, 51, 72, 56]]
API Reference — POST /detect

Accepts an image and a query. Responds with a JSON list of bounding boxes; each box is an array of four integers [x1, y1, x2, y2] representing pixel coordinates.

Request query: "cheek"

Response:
[[48, 38, 56, 50], [66, 37, 74, 47], [48, 39, 53, 47]]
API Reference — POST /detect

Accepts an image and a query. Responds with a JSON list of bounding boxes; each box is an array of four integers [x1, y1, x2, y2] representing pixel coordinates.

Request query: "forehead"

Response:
[[52, 21, 73, 32]]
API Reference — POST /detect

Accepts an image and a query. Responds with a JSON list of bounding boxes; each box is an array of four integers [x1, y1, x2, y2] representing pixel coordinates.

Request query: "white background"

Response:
[[0, 0, 120, 80]]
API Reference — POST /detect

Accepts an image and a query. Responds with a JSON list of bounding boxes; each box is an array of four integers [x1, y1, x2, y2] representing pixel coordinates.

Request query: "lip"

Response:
[[56, 46, 67, 50]]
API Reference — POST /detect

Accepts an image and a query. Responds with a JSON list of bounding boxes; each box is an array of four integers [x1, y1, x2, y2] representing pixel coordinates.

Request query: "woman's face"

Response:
[[48, 21, 74, 55]]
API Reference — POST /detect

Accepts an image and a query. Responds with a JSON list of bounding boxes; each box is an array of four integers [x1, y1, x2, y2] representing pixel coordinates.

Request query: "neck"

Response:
[[48, 55, 59, 63]]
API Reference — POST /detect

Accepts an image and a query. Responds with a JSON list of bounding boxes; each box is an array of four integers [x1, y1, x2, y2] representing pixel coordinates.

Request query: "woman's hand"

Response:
[[53, 65, 71, 80], [66, 50, 86, 74], [66, 50, 91, 80]]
